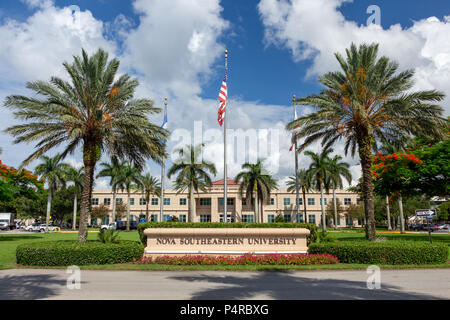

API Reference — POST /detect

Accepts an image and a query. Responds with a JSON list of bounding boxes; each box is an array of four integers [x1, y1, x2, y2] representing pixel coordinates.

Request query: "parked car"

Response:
[[411, 224, 427, 231], [100, 222, 116, 231], [115, 220, 138, 230], [429, 224, 440, 232]]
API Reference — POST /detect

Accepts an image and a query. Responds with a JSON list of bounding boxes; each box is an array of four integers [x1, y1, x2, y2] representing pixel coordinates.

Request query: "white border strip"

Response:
[[145, 250, 307, 255]]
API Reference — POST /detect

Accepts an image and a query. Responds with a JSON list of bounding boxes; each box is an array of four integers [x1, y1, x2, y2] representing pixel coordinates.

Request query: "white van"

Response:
[[0, 213, 15, 230]]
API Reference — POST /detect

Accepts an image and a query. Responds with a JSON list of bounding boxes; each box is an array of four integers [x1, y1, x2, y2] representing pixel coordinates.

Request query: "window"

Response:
[[163, 198, 170, 205], [220, 214, 235, 223], [344, 198, 351, 205], [200, 198, 211, 206], [308, 198, 315, 206], [179, 198, 187, 205], [91, 198, 99, 205], [103, 198, 111, 205], [267, 214, 275, 223], [283, 198, 290, 206], [308, 214, 316, 223], [179, 214, 186, 222], [200, 214, 211, 222], [116, 198, 123, 204], [283, 214, 291, 222], [139, 198, 146, 205], [101, 217, 110, 225], [270, 198, 275, 205], [219, 198, 234, 206], [163, 214, 171, 222], [296, 198, 303, 205], [151, 198, 158, 206], [242, 214, 254, 223], [337, 217, 341, 225], [129, 198, 135, 206], [90, 218, 97, 226], [346, 217, 353, 226], [242, 198, 247, 206], [296, 214, 304, 223], [150, 214, 158, 222], [320, 198, 327, 205]]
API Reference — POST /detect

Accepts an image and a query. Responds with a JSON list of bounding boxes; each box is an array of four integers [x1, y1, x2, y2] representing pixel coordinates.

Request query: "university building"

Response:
[[91, 179, 361, 227]]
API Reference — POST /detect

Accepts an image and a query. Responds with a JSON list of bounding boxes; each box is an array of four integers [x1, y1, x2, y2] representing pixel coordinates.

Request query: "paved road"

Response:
[[0, 268, 449, 300]]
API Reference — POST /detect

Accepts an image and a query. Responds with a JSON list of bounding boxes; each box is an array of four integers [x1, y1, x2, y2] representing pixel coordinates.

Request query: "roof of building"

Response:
[[212, 179, 242, 185]]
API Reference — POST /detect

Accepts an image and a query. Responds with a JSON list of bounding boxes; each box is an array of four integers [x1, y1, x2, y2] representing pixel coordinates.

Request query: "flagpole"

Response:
[[293, 95, 300, 223], [160, 97, 168, 222], [223, 49, 228, 223]]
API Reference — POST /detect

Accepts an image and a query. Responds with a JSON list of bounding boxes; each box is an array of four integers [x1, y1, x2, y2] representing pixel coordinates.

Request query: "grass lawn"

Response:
[[1, 230, 449, 271]]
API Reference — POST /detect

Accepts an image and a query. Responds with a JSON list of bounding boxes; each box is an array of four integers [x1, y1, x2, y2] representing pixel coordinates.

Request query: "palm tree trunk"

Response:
[[398, 194, 405, 234], [358, 135, 376, 241], [189, 183, 195, 222], [72, 191, 77, 231], [303, 188, 307, 222], [333, 188, 338, 229], [112, 190, 117, 222], [386, 195, 392, 230], [45, 186, 52, 233], [145, 195, 150, 221], [79, 158, 95, 243], [126, 191, 131, 232], [254, 191, 259, 223], [320, 183, 326, 233]]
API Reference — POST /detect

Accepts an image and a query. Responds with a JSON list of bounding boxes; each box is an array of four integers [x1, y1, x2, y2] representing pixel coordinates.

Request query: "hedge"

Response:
[[309, 241, 448, 265], [16, 240, 144, 266], [138, 222, 317, 246]]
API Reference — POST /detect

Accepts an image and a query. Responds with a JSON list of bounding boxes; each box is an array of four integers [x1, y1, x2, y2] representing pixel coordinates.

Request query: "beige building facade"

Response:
[[91, 179, 361, 227]]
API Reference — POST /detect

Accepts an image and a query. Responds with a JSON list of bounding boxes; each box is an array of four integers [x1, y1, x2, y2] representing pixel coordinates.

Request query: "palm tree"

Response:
[[96, 157, 124, 223], [115, 162, 142, 231], [287, 43, 446, 240], [286, 169, 313, 220], [66, 165, 85, 230], [137, 173, 161, 221], [234, 159, 278, 223], [34, 154, 68, 232], [326, 155, 352, 229], [167, 144, 217, 222], [305, 148, 334, 232], [4, 49, 168, 242]]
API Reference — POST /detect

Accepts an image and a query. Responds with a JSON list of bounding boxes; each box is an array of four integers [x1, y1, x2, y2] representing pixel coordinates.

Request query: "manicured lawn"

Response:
[[1, 230, 449, 270], [0, 230, 140, 269]]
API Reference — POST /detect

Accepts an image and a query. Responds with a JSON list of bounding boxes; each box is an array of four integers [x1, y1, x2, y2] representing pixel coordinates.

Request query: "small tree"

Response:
[[345, 203, 365, 228], [437, 202, 450, 222], [325, 198, 344, 227], [91, 203, 110, 225]]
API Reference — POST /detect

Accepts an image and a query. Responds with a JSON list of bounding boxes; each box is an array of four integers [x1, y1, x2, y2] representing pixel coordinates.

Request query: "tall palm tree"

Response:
[[167, 144, 217, 222], [66, 165, 85, 230], [326, 155, 352, 229], [286, 169, 313, 220], [115, 162, 142, 231], [96, 157, 124, 223], [4, 49, 168, 242], [234, 159, 278, 223], [34, 154, 68, 232], [287, 43, 446, 240], [137, 173, 161, 221], [305, 148, 334, 232]]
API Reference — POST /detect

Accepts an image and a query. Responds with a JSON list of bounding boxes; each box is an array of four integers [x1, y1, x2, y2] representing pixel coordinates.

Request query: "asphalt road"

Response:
[[0, 268, 449, 300]]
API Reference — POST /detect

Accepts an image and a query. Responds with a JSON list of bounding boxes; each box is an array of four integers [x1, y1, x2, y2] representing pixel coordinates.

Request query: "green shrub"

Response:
[[275, 214, 285, 223], [97, 229, 120, 243], [309, 241, 448, 265], [318, 232, 335, 243], [138, 222, 318, 246], [16, 240, 144, 266]]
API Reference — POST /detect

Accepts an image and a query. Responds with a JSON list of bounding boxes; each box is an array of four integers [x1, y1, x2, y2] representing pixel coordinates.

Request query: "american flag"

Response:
[[217, 68, 227, 126]]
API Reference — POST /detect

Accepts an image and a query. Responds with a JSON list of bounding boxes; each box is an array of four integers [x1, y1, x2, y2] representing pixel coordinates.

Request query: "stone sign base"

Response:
[[144, 228, 310, 258]]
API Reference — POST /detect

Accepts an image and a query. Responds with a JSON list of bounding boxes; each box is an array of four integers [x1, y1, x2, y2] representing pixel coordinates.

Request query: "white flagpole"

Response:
[[223, 49, 228, 223], [160, 97, 168, 222]]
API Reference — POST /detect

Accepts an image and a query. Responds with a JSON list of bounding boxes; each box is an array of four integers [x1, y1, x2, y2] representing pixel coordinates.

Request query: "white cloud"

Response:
[[20, 0, 54, 9], [258, 0, 450, 113]]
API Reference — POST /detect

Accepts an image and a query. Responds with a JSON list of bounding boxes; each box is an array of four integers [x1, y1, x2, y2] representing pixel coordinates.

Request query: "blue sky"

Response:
[[0, 0, 449, 188]]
